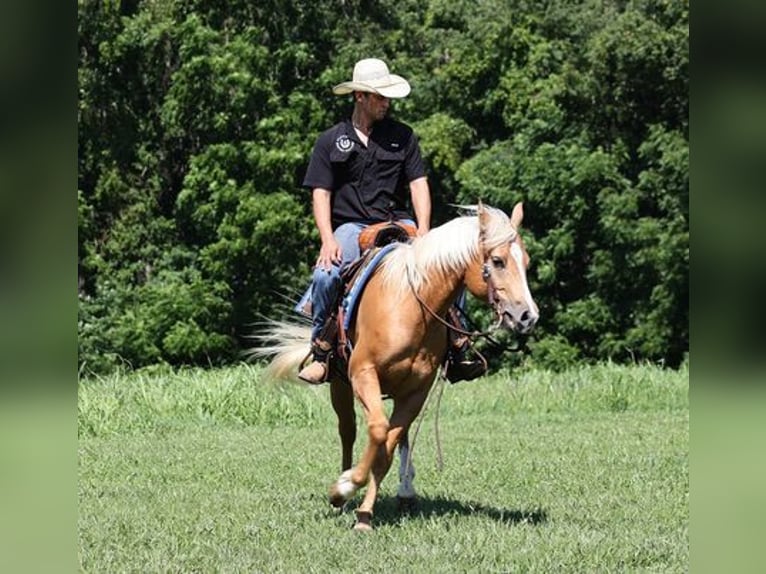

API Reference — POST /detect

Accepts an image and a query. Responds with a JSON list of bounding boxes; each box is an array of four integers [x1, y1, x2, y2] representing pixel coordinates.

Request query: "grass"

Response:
[[78, 362, 688, 572]]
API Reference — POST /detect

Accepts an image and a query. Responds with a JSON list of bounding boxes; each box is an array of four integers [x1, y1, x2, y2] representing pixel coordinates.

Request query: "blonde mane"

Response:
[[379, 205, 517, 298]]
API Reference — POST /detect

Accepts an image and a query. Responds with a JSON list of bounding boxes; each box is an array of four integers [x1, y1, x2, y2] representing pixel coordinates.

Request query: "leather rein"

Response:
[[407, 270, 498, 340], [405, 238, 528, 353]]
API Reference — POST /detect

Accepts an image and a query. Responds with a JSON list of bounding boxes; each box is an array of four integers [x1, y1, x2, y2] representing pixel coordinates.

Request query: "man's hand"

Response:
[[316, 237, 342, 270], [312, 187, 340, 270]]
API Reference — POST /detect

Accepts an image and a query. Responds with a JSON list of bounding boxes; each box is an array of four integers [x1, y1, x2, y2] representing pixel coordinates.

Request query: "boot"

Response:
[[297, 360, 327, 384], [444, 353, 487, 383], [297, 339, 332, 385], [445, 307, 487, 383]]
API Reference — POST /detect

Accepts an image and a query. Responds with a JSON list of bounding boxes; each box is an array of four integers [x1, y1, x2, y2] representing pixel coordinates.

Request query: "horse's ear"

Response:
[[478, 200, 490, 234], [510, 202, 524, 228]]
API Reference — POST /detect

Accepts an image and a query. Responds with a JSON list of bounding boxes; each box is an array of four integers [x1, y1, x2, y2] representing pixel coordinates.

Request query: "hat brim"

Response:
[[332, 75, 411, 99]]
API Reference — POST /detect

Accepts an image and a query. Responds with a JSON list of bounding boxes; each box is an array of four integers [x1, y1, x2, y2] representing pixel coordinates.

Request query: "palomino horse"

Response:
[[258, 202, 538, 530]]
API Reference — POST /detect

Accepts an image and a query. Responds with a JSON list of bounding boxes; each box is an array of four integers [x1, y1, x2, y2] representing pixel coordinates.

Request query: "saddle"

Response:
[[358, 221, 417, 251]]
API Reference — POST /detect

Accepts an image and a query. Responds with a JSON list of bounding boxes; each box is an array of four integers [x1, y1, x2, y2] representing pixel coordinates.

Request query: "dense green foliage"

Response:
[[79, 364, 688, 570], [78, 0, 688, 373]]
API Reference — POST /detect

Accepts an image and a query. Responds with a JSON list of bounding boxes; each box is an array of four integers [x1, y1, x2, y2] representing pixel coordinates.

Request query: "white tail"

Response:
[[247, 318, 312, 381]]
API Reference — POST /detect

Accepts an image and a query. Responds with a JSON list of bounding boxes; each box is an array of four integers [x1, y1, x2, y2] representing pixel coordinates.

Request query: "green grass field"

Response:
[[78, 362, 688, 572]]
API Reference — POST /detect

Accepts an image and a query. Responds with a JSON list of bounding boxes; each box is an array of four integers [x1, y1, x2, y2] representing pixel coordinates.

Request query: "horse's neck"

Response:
[[413, 265, 471, 319], [411, 226, 482, 315]]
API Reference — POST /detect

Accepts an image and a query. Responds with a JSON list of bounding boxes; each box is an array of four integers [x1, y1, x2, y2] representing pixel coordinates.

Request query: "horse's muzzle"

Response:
[[501, 305, 538, 335]]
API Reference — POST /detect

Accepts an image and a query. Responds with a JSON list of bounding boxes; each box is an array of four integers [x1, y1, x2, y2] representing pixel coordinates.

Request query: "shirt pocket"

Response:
[[375, 147, 406, 163], [329, 148, 357, 182], [374, 148, 407, 186], [329, 148, 355, 164]]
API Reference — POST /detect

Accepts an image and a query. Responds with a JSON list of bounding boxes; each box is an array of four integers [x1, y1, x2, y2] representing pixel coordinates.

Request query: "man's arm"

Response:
[[409, 176, 431, 236], [312, 188, 342, 270]]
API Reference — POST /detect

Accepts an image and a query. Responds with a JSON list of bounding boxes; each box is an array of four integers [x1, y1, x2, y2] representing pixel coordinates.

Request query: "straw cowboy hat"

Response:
[[332, 58, 411, 99]]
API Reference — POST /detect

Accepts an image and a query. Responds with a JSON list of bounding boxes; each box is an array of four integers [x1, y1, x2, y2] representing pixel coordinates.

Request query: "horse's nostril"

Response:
[[519, 310, 530, 324]]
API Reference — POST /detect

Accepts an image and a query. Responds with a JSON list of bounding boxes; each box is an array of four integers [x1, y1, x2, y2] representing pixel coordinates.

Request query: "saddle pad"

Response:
[[341, 243, 398, 331]]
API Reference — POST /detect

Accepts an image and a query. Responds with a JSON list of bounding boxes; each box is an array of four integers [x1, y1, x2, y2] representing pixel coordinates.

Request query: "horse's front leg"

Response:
[[330, 377, 355, 471], [352, 426, 405, 531], [328, 365, 387, 509], [354, 387, 431, 530], [397, 431, 417, 511]]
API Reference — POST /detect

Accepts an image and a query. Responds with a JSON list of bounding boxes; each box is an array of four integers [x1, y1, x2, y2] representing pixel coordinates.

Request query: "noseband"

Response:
[[480, 226, 518, 326], [481, 261, 497, 307]]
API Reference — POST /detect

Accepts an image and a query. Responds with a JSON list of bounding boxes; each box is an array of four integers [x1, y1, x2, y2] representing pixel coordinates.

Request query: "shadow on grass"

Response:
[[341, 494, 548, 528]]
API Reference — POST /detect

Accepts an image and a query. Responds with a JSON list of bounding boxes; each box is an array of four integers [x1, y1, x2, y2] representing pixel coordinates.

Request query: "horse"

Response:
[[255, 202, 538, 530]]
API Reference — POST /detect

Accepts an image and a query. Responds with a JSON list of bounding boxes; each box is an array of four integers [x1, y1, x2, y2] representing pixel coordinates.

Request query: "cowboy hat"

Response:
[[332, 58, 411, 99]]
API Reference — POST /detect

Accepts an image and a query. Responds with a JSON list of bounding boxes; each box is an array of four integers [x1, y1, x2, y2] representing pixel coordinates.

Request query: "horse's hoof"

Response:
[[329, 491, 346, 508], [329, 470, 355, 508], [353, 511, 373, 531], [330, 470, 357, 508], [397, 495, 418, 513]]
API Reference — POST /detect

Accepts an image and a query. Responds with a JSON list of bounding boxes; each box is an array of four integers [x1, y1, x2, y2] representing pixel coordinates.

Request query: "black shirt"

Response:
[[302, 117, 427, 230]]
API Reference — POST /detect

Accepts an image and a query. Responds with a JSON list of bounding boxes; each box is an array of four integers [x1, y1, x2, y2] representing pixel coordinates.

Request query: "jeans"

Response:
[[309, 219, 415, 342]]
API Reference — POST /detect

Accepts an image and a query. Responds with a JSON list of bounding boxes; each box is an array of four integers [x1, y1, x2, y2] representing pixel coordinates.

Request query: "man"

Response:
[[298, 58, 484, 385]]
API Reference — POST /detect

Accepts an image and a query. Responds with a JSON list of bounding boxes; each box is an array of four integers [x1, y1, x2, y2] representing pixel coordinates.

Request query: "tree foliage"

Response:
[[78, 0, 688, 373]]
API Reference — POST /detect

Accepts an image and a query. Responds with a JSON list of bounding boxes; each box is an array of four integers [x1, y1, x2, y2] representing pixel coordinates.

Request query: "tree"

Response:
[[78, 0, 688, 372]]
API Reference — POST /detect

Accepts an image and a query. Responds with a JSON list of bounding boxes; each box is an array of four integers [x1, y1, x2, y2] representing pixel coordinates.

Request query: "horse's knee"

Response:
[[368, 420, 389, 445]]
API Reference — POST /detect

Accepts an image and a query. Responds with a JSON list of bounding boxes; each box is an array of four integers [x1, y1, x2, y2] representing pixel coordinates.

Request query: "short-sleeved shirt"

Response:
[[302, 117, 427, 230]]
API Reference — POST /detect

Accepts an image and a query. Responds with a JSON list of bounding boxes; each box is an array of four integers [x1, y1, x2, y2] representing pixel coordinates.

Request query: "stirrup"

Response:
[[297, 339, 332, 384]]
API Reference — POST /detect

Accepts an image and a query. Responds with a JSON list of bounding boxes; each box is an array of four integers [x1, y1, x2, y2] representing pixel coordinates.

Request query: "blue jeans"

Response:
[[309, 219, 414, 342]]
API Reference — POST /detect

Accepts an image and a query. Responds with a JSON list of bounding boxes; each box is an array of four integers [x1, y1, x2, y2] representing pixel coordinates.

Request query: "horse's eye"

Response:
[[492, 256, 505, 270]]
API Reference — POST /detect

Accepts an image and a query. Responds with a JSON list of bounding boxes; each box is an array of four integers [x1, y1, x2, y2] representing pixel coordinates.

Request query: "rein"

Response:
[[405, 248, 507, 344], [404, 246, 529, 354], [411, 286, 495, 338], [406, 267, 498, 341]]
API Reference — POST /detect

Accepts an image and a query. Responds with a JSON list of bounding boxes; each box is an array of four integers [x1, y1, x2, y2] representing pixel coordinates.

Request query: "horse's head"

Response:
[[465, 202, 539, 335]]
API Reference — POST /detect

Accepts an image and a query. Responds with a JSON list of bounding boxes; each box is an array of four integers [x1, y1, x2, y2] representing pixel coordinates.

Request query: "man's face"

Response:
[[361, 92, 390, 121]]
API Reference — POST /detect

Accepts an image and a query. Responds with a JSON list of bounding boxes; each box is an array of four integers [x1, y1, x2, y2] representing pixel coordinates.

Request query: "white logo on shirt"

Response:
[[335, 135, 354, 152]]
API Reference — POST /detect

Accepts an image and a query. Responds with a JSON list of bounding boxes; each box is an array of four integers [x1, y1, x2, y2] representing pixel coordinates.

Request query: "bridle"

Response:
[[406, 225, 528, 352], [479, 225, 520, 327]]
